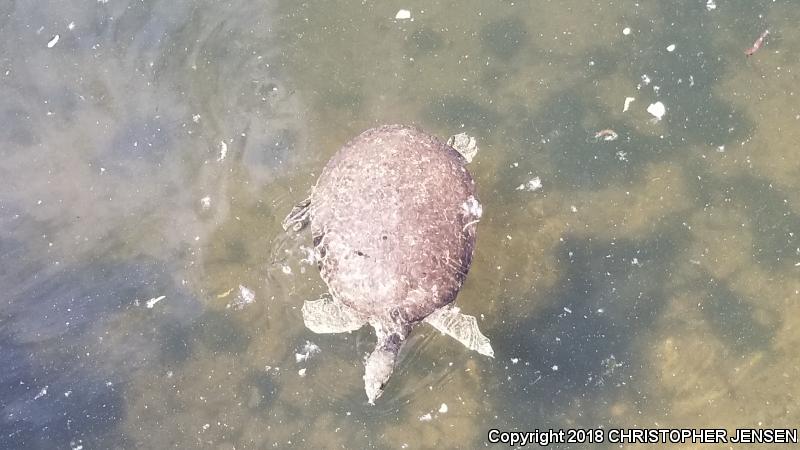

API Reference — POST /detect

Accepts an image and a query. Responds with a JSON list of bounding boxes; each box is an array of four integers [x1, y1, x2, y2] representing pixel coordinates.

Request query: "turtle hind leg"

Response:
[[281, 195, 312, 232], [302, 297, 366, 334], [424, 305, 494, 358]]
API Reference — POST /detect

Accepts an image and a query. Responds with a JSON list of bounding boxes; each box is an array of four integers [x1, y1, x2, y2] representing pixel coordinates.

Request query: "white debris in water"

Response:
[[640, 74, 651, 86], [395, 9, 412, 20], [217, 141, 228, 161], [47, 35, 60, 48], [202, 423, 210, 431], [418, 412, 433, 422], [616, 151, 628, 162], [622, 27, 631, 35], [461, 196, 482, 218], [281, 264, 292, 275], [570, 205, 578, 213], [64, 390, 72, 397], [192, 114, 201, 123], [34, 386, 48, 399], [516, 177, 542, 192], [200, 196, 211, 210], [623, 96, 635, 112], [706, 0, 717, 11], [563, 306, 572, 314], [146, 295, 166, 308], [666, 44, 676, 52], [647, 101, 666, 121], [510, 357, 519, 364], [438, 403, 448, 414], [295, 341, 321, 363], [298, 368, 307, 377], [552, 365, 559, 371], [716, 145, 725, 153], [68, 22, 76, 30], [229, 285, 255, 310]]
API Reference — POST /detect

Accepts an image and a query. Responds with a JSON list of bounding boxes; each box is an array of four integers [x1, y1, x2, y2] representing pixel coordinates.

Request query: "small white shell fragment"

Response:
[[47, 35, 60, 48], [200, 196, 211, 210], [622, 27, 631, 35], [146, 295, 166, 308], [418, 413, 433, 422], [706, 0, 716, 11], [516, 176, 542, 192], [295, 341, 321, 363], [395, 9, 411, 20], [231, 285, 255, 309], [192, 114, 201, 123], [68, 22, 75, 30], [298, 368, 307, 377], [217, 141, 228, 161], [438, 403, 448, 414], [570, 205, 578, 213], [552, 365, 559, 371], [647, 101, 666, 120], [666, 44, 676, 52], [623, 96, 635, 112]]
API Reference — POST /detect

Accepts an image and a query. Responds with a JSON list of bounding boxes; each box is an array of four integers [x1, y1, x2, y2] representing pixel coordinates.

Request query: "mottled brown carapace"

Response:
[[310, 124, 479, 327]]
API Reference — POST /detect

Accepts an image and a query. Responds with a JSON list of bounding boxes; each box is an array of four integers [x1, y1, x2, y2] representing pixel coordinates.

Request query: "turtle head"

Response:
[[363, 332, 403, 405]]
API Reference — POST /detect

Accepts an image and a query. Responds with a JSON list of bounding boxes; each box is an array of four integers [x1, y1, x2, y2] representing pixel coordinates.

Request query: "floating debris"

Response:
[[647, 101, 666, 121], [666, 44, 676, 52], [706, 0, 717, 11], [438, 403, 448, 414], [298, 368, 307, 377], [623, 96, 635, 112], [622, 27, 631, 36], [200, 196, 211, 210], [192, 114, 201, 123], [217, 141, 228, 162], [418, 412, 433, 422], [230, 285, 255, 310], [146, 295, 166, 308], [745, 30, 769, 57], [516, 177, 542, 192], [295, 341, 321, 363], [34, 386, 48, 400], [552, 365, 559, 371], [394, 9, 412, 20], [616, 150, 629, 162], [591, 129, 619, 142], [68, 22, 75, 30], [47, 35, 60, 48]]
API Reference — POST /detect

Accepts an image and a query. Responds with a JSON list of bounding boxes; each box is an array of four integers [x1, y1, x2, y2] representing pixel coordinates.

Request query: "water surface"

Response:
[[2, 0, 799, 448]]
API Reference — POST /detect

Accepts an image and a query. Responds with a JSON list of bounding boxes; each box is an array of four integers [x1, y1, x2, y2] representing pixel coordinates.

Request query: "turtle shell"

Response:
[[310, 124, 481, 324]]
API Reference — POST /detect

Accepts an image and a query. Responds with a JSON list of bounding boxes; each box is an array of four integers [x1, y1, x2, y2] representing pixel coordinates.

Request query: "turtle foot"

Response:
[[281, 196, 312, 232], [424, 305, 494, 358], [302, 297, 366, 334]]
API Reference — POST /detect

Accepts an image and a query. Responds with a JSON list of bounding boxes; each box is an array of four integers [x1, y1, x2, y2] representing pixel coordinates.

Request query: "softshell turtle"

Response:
[[282, 124, 493, 404]]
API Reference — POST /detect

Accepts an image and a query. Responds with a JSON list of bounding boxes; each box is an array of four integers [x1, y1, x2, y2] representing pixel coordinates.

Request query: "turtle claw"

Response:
[[424, 305, 494, 358], [302, 297, 366, 334], [282, 196, 312, 232]]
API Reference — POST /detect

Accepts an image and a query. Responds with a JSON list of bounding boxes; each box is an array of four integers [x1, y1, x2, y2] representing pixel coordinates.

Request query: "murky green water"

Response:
[[2, 0, 799, 448]]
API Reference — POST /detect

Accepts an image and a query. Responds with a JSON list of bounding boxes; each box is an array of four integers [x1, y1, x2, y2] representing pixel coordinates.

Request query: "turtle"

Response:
[[282, 124, 493, 404]]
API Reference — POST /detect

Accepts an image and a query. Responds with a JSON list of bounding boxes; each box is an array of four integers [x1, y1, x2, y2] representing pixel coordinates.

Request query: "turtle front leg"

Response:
[[301, 297, 366, 334], [424, 305, 494, 358], [281, 195, 312, 232]]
